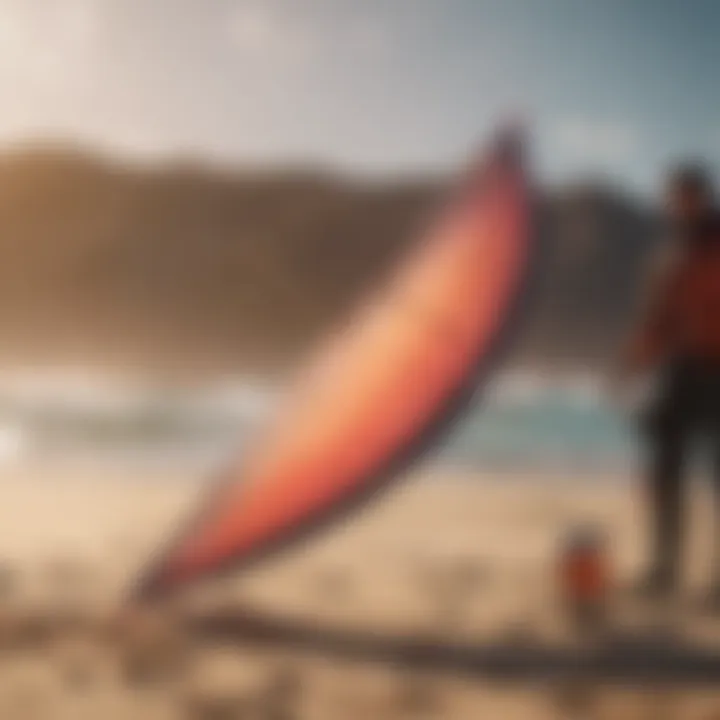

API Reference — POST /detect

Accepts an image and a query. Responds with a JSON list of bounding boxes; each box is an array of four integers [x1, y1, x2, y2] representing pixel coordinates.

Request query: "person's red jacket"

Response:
[[628, 219, 720, 369]]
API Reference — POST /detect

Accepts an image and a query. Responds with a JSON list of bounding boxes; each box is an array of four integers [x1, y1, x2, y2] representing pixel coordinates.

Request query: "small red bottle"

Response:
[[559, 527, 609, 631]]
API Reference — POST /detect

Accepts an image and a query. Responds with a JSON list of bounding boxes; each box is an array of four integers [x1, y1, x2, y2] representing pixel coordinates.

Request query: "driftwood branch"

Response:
[[186, 607, 720, 687]]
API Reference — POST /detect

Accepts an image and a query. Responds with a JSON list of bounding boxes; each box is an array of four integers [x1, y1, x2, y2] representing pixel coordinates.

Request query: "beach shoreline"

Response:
[[0, 467, 718, 717]]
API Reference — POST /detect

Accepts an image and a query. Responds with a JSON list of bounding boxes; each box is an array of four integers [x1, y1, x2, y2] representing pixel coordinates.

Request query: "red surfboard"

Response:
[[135, 127, 535, 600]]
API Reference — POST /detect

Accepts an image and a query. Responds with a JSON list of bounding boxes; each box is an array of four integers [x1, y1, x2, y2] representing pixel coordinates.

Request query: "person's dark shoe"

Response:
[[630, 567, 677, 600]]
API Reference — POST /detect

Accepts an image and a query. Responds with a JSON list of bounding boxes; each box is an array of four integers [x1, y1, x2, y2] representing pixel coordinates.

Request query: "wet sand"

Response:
[[0, 467, 718, 718]]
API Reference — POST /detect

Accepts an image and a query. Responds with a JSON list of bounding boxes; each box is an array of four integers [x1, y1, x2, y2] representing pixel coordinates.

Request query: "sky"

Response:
[[0, 0, 718, 192]]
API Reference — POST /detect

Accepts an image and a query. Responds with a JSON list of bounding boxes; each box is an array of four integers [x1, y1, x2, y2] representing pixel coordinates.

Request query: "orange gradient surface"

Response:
[[139, 132, 532, 597]]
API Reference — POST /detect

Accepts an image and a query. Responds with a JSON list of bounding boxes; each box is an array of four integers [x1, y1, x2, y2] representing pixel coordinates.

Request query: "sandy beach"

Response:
[[0, 467, 717, 718]]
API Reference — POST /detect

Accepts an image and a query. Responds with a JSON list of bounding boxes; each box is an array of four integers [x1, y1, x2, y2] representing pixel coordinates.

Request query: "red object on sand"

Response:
[[135, 126, 537, 600], [560, 528, 610, 626]]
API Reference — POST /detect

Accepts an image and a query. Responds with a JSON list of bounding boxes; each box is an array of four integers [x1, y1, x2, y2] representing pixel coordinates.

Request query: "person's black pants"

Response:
[[642, 360, 720, 581]]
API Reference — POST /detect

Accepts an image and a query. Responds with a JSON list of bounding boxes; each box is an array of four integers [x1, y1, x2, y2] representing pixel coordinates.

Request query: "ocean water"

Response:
[[440, 376, 636, 474], [0, 371, 638, 476]]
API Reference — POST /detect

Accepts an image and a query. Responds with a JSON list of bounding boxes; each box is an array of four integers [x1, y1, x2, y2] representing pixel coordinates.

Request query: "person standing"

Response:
[[619, 164, 720, 599]]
